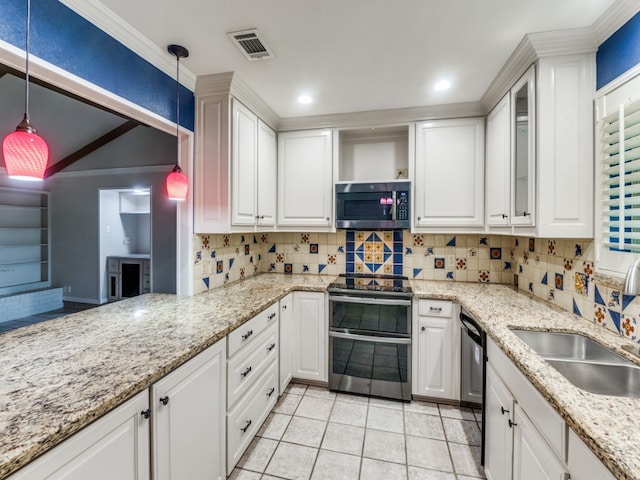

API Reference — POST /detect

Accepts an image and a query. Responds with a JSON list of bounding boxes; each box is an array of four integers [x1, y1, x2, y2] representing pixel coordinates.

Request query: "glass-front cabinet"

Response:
[[511, 66, 535, 225]]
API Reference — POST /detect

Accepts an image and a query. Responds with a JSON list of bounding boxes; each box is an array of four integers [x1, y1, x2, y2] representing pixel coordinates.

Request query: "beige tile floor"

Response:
[[229, 383, 486, 480]]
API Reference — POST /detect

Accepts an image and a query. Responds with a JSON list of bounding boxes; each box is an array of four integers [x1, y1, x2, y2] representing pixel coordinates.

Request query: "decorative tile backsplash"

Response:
[[193, 231, 638, 343]]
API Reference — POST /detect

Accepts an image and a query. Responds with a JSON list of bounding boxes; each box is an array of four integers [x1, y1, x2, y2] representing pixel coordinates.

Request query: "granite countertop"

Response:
[[0, 274, 333, 479], [411, 280, 640, 480], [1, 276, 637, 479]]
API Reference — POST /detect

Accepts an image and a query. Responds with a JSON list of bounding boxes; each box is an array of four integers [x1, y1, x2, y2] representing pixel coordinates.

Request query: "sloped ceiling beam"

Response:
[[44, 119, 140, 178]]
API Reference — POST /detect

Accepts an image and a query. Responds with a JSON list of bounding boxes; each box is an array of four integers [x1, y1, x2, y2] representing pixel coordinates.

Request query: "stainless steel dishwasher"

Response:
[[459, 307, 486, 464]]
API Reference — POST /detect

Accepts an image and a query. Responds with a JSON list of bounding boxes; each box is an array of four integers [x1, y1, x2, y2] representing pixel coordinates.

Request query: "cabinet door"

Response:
[[513, 408, 569, 480], [152, 338, 226, 480], [194, 94, 231, 233], [257, 120, 277, 227], [9, 391, 150, 480], [415, 316, 454, 399], [510, 66, 535, 226], [484, 364, 515, 480], [277, 130, 333, 228], [279, 293, 294, 393], [232, 99, 259, 226], [292, 291, 327, 382], [414, 118, 484, 228], [486, 94, 511, 226]]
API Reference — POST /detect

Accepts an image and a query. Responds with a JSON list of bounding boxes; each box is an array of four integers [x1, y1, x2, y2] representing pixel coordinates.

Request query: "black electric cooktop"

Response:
[[328, 274, 412, 295]]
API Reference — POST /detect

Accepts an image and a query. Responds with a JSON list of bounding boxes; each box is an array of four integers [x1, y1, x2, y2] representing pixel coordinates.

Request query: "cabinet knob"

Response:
[[267, 387, 276, 397], [501, 214, 508, 219], [508, 419, 518, 428], [240, 419, 252, 433], [421, 326, 426, 331], [159, 396, 169, 406], [267, 343, 276, 352], [282, 305, 287, 310], [326, 217, 330, 221], [241, 366, 252, 378], [242, 330, 253, 340], [141, 409, 151, 419], [523, 211, 530, 217], [500, 406, 509, 415], [417, 217, 421, 221]]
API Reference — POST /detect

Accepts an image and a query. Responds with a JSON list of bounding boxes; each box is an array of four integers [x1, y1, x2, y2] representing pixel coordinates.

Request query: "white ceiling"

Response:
[[90, 0, 618, 120]]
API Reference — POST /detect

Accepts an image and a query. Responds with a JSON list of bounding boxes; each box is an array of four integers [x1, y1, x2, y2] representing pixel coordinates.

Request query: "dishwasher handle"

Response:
[[460, 312, 483, 346]]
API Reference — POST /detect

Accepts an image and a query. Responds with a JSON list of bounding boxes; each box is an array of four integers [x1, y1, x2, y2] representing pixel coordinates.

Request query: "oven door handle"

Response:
[[329, 330, 412, 345], [328, 295, 412, 306]]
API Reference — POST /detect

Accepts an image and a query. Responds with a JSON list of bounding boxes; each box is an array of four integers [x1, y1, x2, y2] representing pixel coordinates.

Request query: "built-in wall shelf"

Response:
[[0, 188, 50, 295], [337, 125, 410, 182]]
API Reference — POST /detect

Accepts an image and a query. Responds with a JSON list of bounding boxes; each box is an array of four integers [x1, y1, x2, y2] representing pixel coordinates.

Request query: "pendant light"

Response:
[[166, 44, 189, 201], [2, 0, 49, 181]]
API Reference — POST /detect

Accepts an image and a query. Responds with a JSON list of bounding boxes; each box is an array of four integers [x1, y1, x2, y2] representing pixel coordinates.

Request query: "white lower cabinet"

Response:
[[279, 293, 294, 393], [513, 407, 568, 480], [8, 391, 150, 480], [292, 291, 327, 382], [412, 299, 458, 400], [226, 304, 280, 474], [485, 337, 616, 480], [151, 339, 226, 480], [484, 364, 515, 480]]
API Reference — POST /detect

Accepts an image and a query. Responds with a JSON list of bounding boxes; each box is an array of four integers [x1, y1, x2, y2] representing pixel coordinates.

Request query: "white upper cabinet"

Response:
[[194, 76, 277, 233], [414, 117, 485, 231], [486, 93, 512, 227], [486, 66, 536, 229], [277, 129, 333, 229], [536, 54, 594, 238]]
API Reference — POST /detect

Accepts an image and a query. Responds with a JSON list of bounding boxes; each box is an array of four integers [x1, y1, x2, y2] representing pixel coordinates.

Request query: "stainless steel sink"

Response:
[[510, 329, 640, 397], [547, 359, 640, 397], [511, 330, 628, 364]]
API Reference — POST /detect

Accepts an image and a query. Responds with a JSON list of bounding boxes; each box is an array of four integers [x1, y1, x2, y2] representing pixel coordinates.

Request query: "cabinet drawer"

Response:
[[228, 322, 278, 409], [418, 299, 453, 317], [228, 303, 279, 357], [227, 362, 279, 474], [488, 338, 566, 460]]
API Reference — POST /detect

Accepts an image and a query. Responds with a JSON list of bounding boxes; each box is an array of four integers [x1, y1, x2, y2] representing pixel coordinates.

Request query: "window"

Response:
[[596, 74, 640, 275]]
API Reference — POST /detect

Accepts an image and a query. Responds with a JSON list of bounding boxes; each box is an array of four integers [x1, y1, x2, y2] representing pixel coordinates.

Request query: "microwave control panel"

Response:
[[397, 192, 409, 220]]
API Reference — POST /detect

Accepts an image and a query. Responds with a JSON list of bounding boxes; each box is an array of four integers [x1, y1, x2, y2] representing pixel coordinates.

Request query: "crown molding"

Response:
[[592, 0, 640, 45], [481, 27, 597, 111], [59, 0, 196, 91], [277, 101, 485, 132], [195, 72, 280, 129]]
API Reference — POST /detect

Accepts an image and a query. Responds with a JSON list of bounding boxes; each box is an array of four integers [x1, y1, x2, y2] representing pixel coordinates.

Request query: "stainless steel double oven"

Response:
[[328, 275, 412, 401]]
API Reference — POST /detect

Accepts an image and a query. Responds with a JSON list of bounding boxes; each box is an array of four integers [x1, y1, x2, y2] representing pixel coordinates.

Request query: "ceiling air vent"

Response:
[[228, 29, 274, 61]]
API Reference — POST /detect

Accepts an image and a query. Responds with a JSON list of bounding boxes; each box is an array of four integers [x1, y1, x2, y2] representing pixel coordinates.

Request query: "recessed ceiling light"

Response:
[[298, 94, 313, 104], [434, 80, 451, 91]]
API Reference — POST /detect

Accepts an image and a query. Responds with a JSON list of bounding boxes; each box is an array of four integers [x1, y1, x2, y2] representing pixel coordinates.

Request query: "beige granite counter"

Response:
[[0, 274, 333, 479], [2, 276, 638, 479], [411, 280, 640, 480]]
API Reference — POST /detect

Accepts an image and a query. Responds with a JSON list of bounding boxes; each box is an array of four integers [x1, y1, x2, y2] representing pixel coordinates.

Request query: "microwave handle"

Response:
[[391, 191, 397, 221]]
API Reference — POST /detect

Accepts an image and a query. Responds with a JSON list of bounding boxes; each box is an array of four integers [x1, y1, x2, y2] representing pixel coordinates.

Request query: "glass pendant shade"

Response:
[[166, 165, 188, 201], [2, 125, 49, 181]]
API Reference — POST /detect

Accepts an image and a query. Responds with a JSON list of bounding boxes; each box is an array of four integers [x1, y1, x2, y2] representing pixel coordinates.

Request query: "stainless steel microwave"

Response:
[[335, 181, 410, 229]]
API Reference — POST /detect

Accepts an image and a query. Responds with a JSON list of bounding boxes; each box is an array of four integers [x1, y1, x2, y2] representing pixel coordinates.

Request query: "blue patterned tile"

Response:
[[434, 258, 445, 269], [446, 236, 456, 247], [346, 230, 355, 241], [216, 260, 223, 274], [541, 272, 548, 285], [554, 273, 563, 291], [303, 265, 309, 272], [284, 263, 293, 274], [594, 285, 606, 306], [572, 299, 581, 316], [203, 277, 210, 289], [503, 261, 511, 271], [413, 268, 422, 278], [229, 258, 235, 269], [623, 294, 636, 311], [490, 248, 501, 260], [319, 264, 327, 273], [393, 264, 403, 276], [268, 244, 276, 253], [446, 271, 454, 280], [394, 230, 403, 242], [480, 237, 488, 246], [609, 310, 622, 332]]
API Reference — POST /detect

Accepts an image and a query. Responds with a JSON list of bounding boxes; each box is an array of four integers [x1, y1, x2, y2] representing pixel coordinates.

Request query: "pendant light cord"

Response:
[[24, 0, 31, 120], [175, 51, 180, 168]]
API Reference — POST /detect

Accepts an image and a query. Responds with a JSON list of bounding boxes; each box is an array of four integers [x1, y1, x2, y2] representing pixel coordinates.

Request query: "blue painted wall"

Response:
[[597, 11, 640, 89], [0, 0, 194, 131]]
